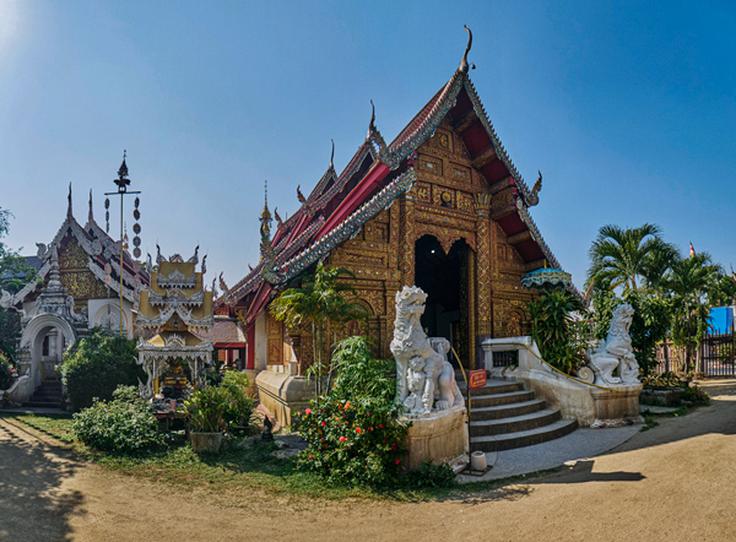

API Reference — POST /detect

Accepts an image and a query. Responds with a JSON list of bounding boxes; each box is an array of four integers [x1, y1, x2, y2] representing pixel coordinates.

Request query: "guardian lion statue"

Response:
[[390, 286, 464, 417], [587, 303, 640, 386]]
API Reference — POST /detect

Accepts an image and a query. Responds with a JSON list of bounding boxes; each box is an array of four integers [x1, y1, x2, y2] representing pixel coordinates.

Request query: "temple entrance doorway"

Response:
[[414, 235, 471, 366]]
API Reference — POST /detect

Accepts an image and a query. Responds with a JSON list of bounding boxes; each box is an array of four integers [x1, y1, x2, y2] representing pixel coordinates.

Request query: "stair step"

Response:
[[23, 400, 64, 408], [469, 408, 562, 436], [469, 399, 547, 420], [459, 380, 525, 396], [470, 419, 578, 452], [471, 390, 536, 408]]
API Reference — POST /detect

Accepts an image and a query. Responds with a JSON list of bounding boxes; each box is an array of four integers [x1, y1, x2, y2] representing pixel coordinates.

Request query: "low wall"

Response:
[[3, 375, 35, 405], [255, 369, 315, 428], [481, 337, 642, 427]]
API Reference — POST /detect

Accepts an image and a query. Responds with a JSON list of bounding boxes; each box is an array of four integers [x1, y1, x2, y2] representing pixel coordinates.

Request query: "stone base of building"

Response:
[[401, 405, 469, 471], [255, 369, 316, 428], [241, 369, 259, 398]]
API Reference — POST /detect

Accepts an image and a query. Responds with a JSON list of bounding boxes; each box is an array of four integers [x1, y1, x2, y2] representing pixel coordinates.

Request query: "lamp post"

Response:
[[104, 151, 141, 337]]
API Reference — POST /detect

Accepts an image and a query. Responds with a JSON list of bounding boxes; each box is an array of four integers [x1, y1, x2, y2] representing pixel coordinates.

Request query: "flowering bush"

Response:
[[296, 395, 408, 487], [295, 336, 409, 487]]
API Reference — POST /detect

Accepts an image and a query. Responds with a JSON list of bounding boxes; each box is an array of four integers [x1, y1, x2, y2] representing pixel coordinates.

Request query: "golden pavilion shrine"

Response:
[[136, 246, 214, 408]]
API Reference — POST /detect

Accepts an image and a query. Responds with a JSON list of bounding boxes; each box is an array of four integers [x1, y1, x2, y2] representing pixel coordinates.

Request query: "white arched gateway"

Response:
[[20, 313, 76, 388]]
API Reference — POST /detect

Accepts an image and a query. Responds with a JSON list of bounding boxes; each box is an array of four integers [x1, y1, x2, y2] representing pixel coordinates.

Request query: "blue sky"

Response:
[[1, 1, 735, 288]]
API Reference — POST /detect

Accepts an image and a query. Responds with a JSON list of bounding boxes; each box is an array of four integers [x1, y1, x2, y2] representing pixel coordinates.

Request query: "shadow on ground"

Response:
[[0, 419, 85, 542], [612, 380, 736, 455]]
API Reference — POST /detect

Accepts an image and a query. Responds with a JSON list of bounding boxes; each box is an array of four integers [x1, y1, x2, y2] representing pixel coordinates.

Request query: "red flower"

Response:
[[391, 442, 398, 450], [304, 408, 312, 415], [377, 424, 384, 429], [394, 458, 401, 465], [344, 401, 351, 410], [368, 427, 374, 432], [355, 427, 362, 434], [321, 421, 327, 427], [338, 436, 348, 443]]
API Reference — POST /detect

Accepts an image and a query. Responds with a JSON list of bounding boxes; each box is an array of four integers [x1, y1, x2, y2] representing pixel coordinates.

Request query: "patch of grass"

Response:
[[3, 413, 455, 501], [6, 413, 76, 443]]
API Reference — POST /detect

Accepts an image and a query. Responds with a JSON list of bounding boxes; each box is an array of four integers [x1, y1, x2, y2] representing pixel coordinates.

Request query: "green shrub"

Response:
[[185, 386, 228, 433], [296, 395, 408, 487], [60, 329, 142, 411], [642, 371, 686, 390], [682, 384, 710, 406], [296, 336, 409, 487], [220, 371, 254, 433], [111, 384, 141, 404], [529, 289, 586, 374], [0, 351, 14, 390], [72, 386, 164, 454]]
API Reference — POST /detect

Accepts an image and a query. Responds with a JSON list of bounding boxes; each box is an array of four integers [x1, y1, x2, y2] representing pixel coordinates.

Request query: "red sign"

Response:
[[468, 369, 487, 389]]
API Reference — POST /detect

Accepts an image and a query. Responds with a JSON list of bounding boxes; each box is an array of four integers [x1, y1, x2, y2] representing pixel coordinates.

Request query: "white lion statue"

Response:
[[390, 286, 464, 417], [587, 303, 640, 386]]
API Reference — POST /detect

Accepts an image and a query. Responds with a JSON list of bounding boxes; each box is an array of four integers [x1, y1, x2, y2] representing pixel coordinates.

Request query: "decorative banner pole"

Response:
[[104, 151, 142, 336]]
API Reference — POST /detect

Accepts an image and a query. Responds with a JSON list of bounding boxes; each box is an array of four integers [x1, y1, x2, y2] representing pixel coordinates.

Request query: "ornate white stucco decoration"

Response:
[[390, 286, 464, 417], [581, 303, 640, 386]]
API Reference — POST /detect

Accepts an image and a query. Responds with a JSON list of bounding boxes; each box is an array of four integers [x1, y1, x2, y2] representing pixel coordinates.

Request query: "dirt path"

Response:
[[1, 380, 735, 542]]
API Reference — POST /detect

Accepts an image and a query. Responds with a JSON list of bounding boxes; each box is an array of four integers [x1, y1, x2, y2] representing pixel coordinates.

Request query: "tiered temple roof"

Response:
[[223, 29, 563, 324], [5, 184, 149, 310]]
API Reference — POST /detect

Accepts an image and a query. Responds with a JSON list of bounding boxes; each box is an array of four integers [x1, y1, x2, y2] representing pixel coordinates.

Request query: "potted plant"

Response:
[[185, 386, 227, 453]]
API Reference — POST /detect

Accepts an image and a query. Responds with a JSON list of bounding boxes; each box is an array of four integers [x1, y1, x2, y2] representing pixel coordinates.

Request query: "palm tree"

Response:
[[666, 253, 722, 372], [586, 223, 678, 294], [270, 262, 368, 395]]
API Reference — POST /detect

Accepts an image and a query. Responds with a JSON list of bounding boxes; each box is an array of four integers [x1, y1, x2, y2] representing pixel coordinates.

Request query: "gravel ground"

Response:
[[1, 379, 734, 542]]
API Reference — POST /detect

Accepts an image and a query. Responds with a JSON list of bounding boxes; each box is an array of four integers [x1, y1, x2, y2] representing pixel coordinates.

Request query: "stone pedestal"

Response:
[[590, 384, 643, 427], [402, 405, 468, 471], [255, 369, 316, 428]]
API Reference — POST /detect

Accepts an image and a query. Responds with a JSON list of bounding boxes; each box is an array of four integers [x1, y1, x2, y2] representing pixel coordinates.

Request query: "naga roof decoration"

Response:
[[223, 27, 566, 317]]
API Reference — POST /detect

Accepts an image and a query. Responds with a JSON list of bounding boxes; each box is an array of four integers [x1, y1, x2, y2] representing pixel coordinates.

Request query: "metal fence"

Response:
[[655, 334, 736, 378]]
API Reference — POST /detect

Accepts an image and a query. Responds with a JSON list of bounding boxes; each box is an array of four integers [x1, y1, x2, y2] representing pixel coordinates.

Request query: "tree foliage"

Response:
[[0, 207, 36, 294], [529, 289, 586, 374], [60, 329, 142, 411], [270, 262, 368, 395], [587, 223, 677, 293], [587, 223, 730, 375], [0, 208, 36, 360]]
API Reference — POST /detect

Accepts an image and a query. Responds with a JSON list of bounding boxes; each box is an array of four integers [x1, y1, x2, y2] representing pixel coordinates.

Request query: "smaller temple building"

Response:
[[136, 247, 214, 410], [0, 181, 148, 403]]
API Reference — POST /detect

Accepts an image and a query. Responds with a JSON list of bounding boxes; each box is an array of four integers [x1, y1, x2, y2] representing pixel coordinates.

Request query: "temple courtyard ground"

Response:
[[1, 380, 734, 542]]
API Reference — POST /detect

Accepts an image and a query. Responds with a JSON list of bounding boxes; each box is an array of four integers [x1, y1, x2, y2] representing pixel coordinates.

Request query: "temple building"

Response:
[[136, 247, 214, 408], [0, 176, 149, 404], [219, 30, 570, 424]]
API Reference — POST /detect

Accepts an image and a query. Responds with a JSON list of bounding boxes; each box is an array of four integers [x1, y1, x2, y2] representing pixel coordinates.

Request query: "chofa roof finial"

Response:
[[329, 139, 335, 170], [459, 25, 475, 73], [367, 99, 377, 138], [88, 189, 94, 222]]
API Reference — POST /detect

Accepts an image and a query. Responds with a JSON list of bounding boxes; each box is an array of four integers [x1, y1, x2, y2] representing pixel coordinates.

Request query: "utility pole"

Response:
[[104, 151, 141, 337]]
